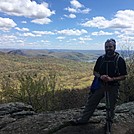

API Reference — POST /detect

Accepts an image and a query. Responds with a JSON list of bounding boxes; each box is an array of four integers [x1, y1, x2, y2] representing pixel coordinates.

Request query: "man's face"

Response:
[[105, 42, 115, 56]]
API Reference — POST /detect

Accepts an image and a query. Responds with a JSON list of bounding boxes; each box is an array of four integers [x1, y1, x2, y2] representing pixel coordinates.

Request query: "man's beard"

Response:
[[105, 50, 114, 56]]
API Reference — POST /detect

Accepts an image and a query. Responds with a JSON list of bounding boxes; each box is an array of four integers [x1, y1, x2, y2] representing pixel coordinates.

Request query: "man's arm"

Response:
[[101, 75, 127, 82], [112, 75, 127, 81], [93, 56, 102, 78], [93, 71, 101, 78], [94, 71, 127, 82]]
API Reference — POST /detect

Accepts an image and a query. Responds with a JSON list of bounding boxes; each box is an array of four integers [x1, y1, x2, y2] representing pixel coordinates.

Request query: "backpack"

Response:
[[90, 53, 120, 93], [99, 53, 120, 75], [90, 76, 100, 93]]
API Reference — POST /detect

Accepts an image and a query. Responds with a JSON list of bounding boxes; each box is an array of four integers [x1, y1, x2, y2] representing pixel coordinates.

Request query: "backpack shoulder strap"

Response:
[[114, 53, 120, 74], [99, 54, 106, 70]]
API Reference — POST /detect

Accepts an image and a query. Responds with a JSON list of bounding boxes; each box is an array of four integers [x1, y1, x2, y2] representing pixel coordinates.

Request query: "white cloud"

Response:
[[65, 0, 90, 14], [79, 36, 92, 41], [114, 31, 120, 35], [72, 38, 77, 41], [18, 30, 55, 38], [65, 7, 77, 13], [92, 30, 113, 36], [0, 17, 16, 31], [69, 14, 76, 18], [16, 40, 24, 43], [21, 21, 27, 24], [0, 34, 17, 41], [117, 34, 134, 42], [82, 10, 134, 30], [78, 8, 90, 14], [81, 16, 110, 28], [23, 32, 36, 37], [0, 0, 55, 24], [57, 29, 87, 36], [31, 18, 52, 24], [64, 14, 76, 18], [33, 30, 54, 35], [41, 40, 50, 43], [65, 7, 90, 14], [70, 0, 83, 9], [120, 28, 134, 36], [81, 10, 134, 47], [78, 40, 85, 44], [15, 27, 29, 32], [0, 34, 24, 48], [56, 36, 65, 40], [115, 10, 134, 22]]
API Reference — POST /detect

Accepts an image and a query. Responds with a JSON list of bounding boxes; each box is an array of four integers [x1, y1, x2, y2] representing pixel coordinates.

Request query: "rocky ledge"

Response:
[[0, 101, 134, 134]]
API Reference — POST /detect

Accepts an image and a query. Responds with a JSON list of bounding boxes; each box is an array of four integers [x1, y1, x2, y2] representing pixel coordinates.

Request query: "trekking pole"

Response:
[[105, 62, 112, 134], [105, 86, 111, 134]]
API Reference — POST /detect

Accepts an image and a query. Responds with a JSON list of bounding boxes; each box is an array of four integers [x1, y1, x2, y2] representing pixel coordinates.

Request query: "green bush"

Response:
[[119, 54, 134, 103], [1, 72, 89, 112], [1, 72, 56, 111]]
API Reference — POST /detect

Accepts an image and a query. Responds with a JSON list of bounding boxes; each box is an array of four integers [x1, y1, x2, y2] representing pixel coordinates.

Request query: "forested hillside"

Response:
[[0, 51, 94, 89], [0, 51, 94, 111]]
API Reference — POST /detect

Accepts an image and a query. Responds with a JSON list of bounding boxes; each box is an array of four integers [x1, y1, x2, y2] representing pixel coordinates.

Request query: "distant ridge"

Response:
[[0, 49, 106, 62], [7, 50, 26, 56], [1, 49, 104, 62]]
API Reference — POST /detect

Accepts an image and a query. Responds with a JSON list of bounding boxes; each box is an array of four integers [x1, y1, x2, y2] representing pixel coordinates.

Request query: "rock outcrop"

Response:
[[0, 101, 134, 134]]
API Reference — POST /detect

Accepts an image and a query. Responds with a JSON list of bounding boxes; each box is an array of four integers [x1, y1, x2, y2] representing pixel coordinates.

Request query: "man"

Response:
[[70, 39, 127, 126]]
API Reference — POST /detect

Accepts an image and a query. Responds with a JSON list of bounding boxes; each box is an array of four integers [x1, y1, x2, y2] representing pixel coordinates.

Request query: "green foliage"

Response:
[[1, 72, 89, 112], [119, 54, 134, 103], [0, 52, 92, 90], [0, 52, 93, 111], [1, 72, 57, 111]]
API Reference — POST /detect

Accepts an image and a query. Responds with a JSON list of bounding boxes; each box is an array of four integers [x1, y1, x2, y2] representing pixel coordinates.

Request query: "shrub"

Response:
[[119, 52, 134, 103], [1, 72, 89, 112]]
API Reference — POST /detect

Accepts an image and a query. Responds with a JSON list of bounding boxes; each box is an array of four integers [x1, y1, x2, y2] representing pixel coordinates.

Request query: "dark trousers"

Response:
[[79, 84, 119, 123]]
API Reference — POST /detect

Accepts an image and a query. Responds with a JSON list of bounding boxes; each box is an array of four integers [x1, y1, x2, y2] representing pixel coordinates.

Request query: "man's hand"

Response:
[[100, 75, 113, 82]]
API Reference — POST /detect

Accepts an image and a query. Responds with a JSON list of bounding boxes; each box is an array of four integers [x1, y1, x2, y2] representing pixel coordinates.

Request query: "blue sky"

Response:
[[0, 0, 134, 50]]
